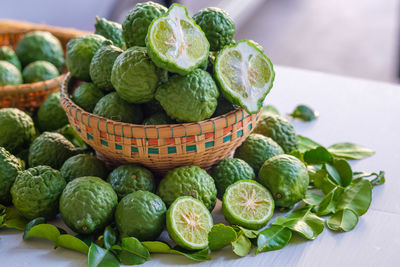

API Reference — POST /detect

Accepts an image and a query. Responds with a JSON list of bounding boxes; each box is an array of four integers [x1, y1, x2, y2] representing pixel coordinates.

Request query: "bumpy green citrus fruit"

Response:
[[122, 1, 167, 47], [155, 69, 219, 122], [93, 92, 143, 123], [0, 46, 21, 70], [11, 165, 66, 220], [0, 147, 24, 204], [214, 40, 274, 114], [36, 92, 69, 131], [143, 112, 173, 125], [193, 7, 235, 51], [95, 16, 126, 49], [28, 132, 77, 169], [60, 154, 107, 183], [22, 60, 59, 83], [258, 154, 309, 208], [15, 31, 64, 70], [0, 108, 36, 154], [66, 34, 111, 81], [166, 196, 213, 250], [89, 45, 123, 91], [222, 180, 274, 230], [115, 191, 166, 240], [157, 165, 217, 211], [234, 133, 284, 174], [254, 114, 298, 153], [71, 82, 104, 112], [211, 158, 255, 199], [59, 176, 118, 234], [146, 4, 209, 75], [0, 60, 22, 85], [111, 46, 159, 103], [108, 164, 155, 200]]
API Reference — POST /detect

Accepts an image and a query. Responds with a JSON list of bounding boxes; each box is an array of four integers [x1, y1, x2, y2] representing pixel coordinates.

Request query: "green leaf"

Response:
[[297, 135, 322, 153], [2, 207, 28, 230], [88, 243, 120, 267], [208, 224, 237, 251], [142, 241, 210, 262], [236, 226, 259, 239], [118, 250, 146, 265], [303, 192, 324, 207], [23, 217, 46, 240], [58, 124, 88, 149], [316, 187, 344, 216], [256, 225, 292, 253], [26, 224, 60, 243], [310, 169, 337, 194], [304, 146, 333, 165], [232, 232, 252, 257], [327, 209, 359, 232], [353, 171, 385, 186], [289, 150, 304, 163], [104, 225, 117, 249], [325, 159, 353, 187], [261, 105, 279, 117], [57, 234, 90, 254], [289, 105, 318, 121], [120, 237, 151, 260], [328, 143, 375, 160], [273, 207, 325, 240], [336, 180, 372, 216]]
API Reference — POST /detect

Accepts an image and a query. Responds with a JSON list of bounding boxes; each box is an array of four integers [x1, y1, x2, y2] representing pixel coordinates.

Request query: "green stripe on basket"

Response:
[[186, 145, 196, 152], [205, 141, 214, 148], [115, 144, 122, 150], [168, 147, 177, 154], [248, 123, 252, 130], [223, 135, 232, 143], [148, 148, 159, 154], [87, 133, 93, 140], [131, 147, 138, 153], [75, 126, 81, 132], [237, 130, 243, 137], [100, 140, 108, 146]]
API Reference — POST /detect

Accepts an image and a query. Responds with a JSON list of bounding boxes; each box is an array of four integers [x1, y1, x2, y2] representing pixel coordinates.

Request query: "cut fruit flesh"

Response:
[[215, 40, 275, 114]]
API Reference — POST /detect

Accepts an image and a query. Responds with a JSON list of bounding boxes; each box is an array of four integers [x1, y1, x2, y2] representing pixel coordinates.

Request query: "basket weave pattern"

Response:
[[0, 21, 88, 111], [61, 74, 261, 173]]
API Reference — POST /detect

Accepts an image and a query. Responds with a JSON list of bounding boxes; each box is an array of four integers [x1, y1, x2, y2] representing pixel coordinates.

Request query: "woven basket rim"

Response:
[[61, 72, 258, 139], [0, 74, 66, 94]]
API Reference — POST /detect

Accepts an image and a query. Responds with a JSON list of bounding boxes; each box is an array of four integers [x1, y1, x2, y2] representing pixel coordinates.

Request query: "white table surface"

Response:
[[1, 66, 400, 267]]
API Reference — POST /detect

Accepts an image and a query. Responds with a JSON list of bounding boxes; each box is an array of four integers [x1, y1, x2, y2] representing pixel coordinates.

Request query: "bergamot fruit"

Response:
[[59, 176, 118, 234], [95, 16, 126, 49], [234, 133, 284, 174], [71, 82, 104, 112], [0, 147, 24, 205], [111, 46, 159, 103], [0, 46, 21, 70], [0, 60, 22, 85], [258, 154, 309, 208], [143, 112, 174, 125], [22, 60, 59, 83], [157, 165, 217, 211], [60, 154, 107, 183], [254, 114, 298, 153], [155, 69, 219, 122], [211, 158, 255, 199], [193, 7, 235, 51], [36, 92, 69, 131], [108, 164, 155, 200], [11, 165, 66, 220], [146, 4, 209, 75], [115, 190, 166, 240]]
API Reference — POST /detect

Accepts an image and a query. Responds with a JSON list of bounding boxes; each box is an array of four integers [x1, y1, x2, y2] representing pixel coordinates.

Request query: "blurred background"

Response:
[[1, 0, 398, 83]]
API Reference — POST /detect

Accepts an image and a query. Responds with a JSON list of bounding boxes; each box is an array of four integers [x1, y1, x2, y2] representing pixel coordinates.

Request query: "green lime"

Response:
[[193, 7, 235, 51], [146, 4, 209, 75], [60, 154, 107, 183], [222, 180, 274, 230], [11, 166, 66, 220], [95, 16, 126, 49], [166, 196, 213, 250], [157, 165, 217, 211], [108, 164, 155, 200], [254, 114, 298, 153], [22, 60, 59, 83], [214, 40, 274, 114], [37, 92, 69, 132], [258, 154, 309, 208], [71, 82, 105, 112], [0, 60, 23, 85], [0, 46, 21, 70], [0, 108, 36, 154], [0, 147, 24, 205], [155, 69, 219, 122], [234, 133, 284, 174], [59, 176, 118, 234], [143, 111, 174, 125], [211, 158, 255, 199], [115, 191, 166, 240]]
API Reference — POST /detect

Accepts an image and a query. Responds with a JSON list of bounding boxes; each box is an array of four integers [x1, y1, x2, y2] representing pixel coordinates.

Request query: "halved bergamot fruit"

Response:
[[222, 180, 274, 230], [166, 196, 213, 250], [214, 40, 275, 114], [146, 3, 209, 75]]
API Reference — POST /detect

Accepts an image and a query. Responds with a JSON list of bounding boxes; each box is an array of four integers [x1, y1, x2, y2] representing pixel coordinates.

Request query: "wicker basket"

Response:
[[61, 73, 261, 173], [0, 20, 88, 111]]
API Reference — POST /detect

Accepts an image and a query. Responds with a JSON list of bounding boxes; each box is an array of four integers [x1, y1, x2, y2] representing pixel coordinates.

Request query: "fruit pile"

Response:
[[0, 31, 64, 86], [0, 2, 385, 266]]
